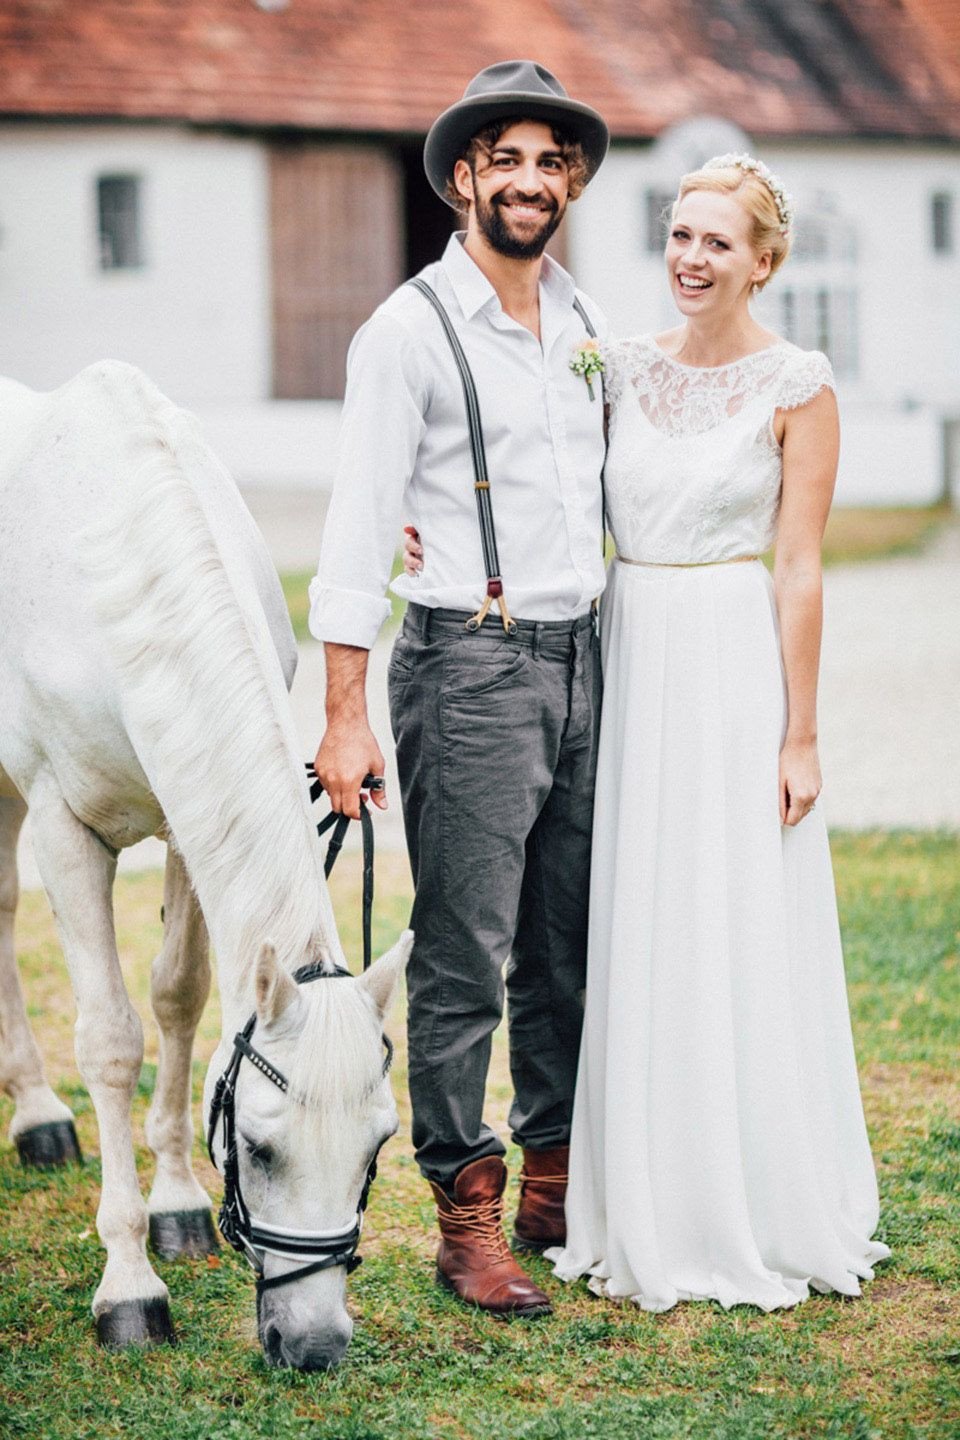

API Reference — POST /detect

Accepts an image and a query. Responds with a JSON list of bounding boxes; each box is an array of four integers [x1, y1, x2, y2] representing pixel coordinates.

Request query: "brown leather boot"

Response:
[[429, 1156, 552, 1318], [512, 1145, 569, 1253]]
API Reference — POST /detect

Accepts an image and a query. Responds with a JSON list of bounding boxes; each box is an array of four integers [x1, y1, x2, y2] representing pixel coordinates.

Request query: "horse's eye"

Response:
[[244, 1138, 275, 1169]]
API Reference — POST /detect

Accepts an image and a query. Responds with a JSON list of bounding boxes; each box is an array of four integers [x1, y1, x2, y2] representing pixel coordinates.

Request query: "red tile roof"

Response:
[[903, 0, 960, 82], [1, 0, 958, 139]]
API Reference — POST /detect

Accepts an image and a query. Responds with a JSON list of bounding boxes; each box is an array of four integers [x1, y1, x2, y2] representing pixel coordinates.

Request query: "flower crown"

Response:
[[703, 153, 794, 237]]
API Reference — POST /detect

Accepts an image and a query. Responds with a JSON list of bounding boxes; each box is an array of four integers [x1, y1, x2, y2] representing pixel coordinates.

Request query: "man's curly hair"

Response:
[[443, 119, 589, 214]]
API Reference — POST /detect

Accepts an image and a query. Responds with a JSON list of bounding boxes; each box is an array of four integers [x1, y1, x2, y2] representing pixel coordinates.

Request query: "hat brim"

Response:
[[424, 92, 610, 206]]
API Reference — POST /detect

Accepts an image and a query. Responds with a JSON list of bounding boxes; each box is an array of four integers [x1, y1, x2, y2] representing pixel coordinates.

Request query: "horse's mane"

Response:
[[287, 978, 387, 1144], [81, 377, 344, 982]]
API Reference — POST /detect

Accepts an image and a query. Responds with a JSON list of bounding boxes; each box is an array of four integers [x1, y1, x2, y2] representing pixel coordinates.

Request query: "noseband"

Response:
[[206, 770, 391, 1295]]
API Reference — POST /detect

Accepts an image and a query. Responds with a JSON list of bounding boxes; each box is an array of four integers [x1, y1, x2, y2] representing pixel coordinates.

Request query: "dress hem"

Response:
[[544, 1243, 891, 1315]]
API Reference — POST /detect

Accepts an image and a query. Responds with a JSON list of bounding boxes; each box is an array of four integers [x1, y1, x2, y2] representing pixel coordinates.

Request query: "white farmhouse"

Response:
[[0, 0, 958, 504]]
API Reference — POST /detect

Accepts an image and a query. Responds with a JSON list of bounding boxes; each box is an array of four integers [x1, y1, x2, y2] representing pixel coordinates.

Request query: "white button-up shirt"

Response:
[[308, 232, 608, 650]]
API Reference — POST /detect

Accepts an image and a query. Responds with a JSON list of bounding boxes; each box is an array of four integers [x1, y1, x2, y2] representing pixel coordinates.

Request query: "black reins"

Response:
[[311, 769, 376, 972], [206, 769, 391, 1294]]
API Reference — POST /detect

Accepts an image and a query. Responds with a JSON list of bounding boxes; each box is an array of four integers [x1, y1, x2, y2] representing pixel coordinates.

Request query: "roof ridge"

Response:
[[0, 0, 957, 139]]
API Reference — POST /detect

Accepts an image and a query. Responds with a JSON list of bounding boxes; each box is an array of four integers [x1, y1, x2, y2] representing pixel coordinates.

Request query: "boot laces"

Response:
[[519, 1168, 568, 1197], [446, 1194, 511, 1261]]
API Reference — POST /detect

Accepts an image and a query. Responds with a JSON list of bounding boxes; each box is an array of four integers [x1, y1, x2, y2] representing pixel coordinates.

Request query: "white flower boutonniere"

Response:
[[569, 338, 604, 402]]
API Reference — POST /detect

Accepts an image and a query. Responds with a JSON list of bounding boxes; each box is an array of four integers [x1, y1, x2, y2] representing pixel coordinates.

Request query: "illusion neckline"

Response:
[[646, 337, 789, 372]]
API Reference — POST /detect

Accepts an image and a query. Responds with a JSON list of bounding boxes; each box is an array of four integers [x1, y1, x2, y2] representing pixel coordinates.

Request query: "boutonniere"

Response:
[[569, 338, 604, 401]]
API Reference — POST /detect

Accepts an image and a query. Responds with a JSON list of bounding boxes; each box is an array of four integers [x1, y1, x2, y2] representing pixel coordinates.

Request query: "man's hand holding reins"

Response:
[[315, 642, 388, 818]]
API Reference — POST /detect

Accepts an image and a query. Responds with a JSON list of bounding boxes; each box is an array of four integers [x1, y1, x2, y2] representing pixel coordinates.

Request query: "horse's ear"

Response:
[[359, 930, 413, 1020], [254, 941, 299, 1026]]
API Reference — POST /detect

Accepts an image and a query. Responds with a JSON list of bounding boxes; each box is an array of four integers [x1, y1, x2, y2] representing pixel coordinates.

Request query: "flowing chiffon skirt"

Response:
[[547, 557, 889, 1311]]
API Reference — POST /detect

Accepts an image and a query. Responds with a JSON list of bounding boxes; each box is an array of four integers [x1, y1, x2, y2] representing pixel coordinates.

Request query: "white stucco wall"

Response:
[[191, 399, 342, 489], [0, 123, 271, 404], [568, 137, 960, 505], [1, 122, 955, 502]]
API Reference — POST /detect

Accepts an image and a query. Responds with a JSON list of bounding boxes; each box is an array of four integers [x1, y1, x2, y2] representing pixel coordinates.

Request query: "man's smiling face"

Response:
[[455, 120, 569, 259]]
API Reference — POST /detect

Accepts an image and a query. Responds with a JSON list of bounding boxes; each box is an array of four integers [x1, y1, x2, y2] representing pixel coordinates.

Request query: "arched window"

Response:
[[643, 116, 753, 257]]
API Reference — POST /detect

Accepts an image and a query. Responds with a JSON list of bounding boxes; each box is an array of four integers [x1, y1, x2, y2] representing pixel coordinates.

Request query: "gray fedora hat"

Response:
[[424, 59, 610, 206]]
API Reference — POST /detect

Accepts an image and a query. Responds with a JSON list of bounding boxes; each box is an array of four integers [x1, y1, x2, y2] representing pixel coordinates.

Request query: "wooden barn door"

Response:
[[270, 143, 404, 399]]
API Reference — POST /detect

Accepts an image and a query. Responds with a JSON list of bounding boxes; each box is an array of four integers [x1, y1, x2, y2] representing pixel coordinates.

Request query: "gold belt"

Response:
[[616, 554, 759, 568]]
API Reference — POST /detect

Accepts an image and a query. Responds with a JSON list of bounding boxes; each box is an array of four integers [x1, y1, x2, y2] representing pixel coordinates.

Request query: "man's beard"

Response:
[[474, 188, 564, 259]]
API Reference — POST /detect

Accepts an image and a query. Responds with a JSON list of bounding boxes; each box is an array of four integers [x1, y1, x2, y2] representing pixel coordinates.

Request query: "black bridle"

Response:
[[206, 769, 391, 1295]]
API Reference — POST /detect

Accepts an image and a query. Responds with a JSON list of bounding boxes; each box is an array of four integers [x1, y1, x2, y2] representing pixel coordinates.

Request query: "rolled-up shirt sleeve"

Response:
[[308, 312, 427, 649]]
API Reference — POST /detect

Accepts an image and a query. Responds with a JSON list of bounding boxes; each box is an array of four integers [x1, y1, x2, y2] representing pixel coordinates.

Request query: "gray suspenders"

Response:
[[407, 276, 602, 634]]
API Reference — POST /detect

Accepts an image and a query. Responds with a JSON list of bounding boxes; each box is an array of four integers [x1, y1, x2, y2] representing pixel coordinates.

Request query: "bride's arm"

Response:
[[774, 386, 840, 827]]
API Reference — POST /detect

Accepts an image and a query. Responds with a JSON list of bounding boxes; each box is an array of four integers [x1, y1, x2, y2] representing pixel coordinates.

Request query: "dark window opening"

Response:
[[98, 174, 143, 270], [932, 192, 953, 255]]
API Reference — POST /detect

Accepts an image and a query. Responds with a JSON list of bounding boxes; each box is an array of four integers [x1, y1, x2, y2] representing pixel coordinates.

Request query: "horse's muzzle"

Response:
[[259, 1315, 353, 1371]]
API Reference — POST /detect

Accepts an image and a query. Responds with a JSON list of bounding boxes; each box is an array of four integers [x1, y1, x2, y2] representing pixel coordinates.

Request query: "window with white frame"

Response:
[[931, 192, 953, 255], [789, 210, 856, 263], [778, 286, 858, 379], [770, 195, 858, 379], [97, 174, 143, 270]]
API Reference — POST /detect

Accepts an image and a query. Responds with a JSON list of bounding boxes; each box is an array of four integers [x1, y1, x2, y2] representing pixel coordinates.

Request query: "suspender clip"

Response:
[[466, 580, 517, 635], [465, 597, 491, 632]]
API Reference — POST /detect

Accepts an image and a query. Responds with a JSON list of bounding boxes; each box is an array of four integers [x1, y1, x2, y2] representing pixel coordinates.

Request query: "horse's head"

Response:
[[206, 930, 412, 1371]]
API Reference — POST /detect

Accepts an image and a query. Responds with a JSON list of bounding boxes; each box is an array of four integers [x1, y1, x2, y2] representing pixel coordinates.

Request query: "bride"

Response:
[[405, 153, 890, 1312], [546, 154, 889, 1311]]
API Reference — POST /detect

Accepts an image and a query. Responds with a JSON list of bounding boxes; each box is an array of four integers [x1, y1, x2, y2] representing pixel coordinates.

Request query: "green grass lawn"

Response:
[[1, 834, 958, 1440], [818, 505, 953, 569]]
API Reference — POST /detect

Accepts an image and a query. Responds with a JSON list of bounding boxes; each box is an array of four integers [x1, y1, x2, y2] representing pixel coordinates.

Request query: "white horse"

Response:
[[0, 361, 411, 1370]]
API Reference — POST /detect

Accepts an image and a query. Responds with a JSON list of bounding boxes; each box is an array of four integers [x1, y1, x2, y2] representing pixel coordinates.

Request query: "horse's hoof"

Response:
[[95, 1296, 177, 1349], [16, 1120, 83, 1169], [149, 1209, 219, 1260]]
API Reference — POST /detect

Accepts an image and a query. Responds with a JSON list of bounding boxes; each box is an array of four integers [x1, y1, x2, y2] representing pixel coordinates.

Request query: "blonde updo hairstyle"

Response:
[[672, 164, 791, 291]]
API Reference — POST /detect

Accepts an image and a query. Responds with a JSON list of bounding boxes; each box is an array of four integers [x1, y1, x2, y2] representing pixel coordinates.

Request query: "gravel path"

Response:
[[15, 514, 959, 890], [818, 522, 960, 830]]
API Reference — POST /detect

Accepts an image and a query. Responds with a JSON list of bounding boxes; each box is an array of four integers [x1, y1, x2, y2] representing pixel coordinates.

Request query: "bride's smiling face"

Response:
[[665, 189, 772, 318]]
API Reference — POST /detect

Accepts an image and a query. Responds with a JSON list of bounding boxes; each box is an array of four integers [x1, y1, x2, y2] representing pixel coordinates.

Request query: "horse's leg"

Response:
[[29, 785, 174, 1347], [145, 843, 218, 1258], [0, 795, 82, 1166]]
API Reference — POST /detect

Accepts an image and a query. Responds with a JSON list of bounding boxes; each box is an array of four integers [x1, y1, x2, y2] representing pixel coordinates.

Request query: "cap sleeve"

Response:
[[602, 335, 656, 412], [601, 337, 627, 410], [777, 349, 835, 411]]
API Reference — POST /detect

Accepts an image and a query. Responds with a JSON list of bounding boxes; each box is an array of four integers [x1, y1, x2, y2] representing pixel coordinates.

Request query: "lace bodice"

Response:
[[603, 335, 835, 564]]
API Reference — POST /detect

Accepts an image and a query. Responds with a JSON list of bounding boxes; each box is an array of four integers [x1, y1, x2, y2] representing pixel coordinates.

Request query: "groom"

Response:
[[310, 61, 609, 1318]]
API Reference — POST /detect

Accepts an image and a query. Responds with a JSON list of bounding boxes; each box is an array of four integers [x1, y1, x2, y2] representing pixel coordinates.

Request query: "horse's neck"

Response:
[[0, 378, 44, 459], [83, 394, 344, 1009]]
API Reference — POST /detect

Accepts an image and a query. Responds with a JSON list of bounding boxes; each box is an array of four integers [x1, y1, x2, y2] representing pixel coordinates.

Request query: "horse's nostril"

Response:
[[260, 1321, 286, 1366], [278, 1323, 352, 1372], [287, 1347, 340, 1373]]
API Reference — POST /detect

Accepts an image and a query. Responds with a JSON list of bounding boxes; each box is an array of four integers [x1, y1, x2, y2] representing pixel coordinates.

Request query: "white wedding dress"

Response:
[[547, 336, 890, 1312]]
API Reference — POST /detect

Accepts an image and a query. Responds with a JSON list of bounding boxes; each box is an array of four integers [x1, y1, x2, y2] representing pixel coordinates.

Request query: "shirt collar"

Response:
[[440, 231, 577, 322]]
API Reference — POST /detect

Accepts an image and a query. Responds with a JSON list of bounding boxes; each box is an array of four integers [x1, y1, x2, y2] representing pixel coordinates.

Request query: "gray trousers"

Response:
[[387, 603, 601, 1191]]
